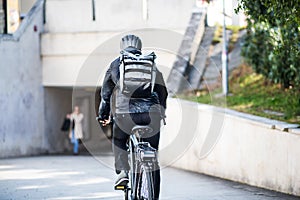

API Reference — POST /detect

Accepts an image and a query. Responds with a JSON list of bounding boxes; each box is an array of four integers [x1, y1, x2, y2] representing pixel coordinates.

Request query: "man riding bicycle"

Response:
[[98, 34, 168, 200]]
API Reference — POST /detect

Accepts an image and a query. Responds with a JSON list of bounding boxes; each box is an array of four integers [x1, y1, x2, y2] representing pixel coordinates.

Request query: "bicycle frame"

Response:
[[127, 129, 157, 200]]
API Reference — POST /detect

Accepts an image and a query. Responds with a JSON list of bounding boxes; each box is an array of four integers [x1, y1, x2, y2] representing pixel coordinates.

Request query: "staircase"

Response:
[[167, 8, 207, 94], [167, 8, 245, 94]]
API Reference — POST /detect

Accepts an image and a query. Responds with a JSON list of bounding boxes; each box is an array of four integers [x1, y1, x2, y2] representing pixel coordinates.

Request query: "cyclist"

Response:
[[98, 34, 168, 200]]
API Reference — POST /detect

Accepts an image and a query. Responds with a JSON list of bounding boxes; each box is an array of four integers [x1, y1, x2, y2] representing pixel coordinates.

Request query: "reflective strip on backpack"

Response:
[[151, 63, 157, 93], [123, 59, 153, 66]]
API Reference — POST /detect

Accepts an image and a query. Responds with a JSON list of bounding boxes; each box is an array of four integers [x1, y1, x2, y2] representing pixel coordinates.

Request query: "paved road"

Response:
[[0, 155, 299, 200]]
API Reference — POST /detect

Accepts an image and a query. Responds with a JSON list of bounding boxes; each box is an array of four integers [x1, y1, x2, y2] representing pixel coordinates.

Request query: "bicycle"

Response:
[[115, 125, 157, 200]]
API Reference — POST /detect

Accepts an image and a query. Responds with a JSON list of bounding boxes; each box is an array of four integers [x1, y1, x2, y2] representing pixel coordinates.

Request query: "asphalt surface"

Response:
[[0, 155, 299, 200]]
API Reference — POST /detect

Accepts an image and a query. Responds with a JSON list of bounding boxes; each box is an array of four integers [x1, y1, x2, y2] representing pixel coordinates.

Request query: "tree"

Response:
[[236, 0, 300, 88]]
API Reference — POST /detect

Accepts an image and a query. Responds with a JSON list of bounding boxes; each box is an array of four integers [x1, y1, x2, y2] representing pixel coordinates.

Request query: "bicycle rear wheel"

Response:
[[137, 164, 154, 200], [124, 188, 129, 200]]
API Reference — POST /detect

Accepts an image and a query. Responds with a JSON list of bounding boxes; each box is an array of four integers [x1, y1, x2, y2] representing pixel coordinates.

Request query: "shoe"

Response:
[[114, 170, 129, 187]]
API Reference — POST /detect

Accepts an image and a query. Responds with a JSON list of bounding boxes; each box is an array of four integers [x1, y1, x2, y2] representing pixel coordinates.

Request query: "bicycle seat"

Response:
[[131, 125, 153, 135]]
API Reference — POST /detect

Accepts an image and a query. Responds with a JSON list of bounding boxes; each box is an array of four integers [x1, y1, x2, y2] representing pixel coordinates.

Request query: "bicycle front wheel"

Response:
[[137, 164, 154, 200]]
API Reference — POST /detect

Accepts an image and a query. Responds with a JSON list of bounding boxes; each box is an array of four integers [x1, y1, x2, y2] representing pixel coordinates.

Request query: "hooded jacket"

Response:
[[98, 47, 168, 120]]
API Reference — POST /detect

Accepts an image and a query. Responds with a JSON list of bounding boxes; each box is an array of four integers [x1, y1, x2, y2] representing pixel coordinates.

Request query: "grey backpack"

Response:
[[119, 51, 157, 98]]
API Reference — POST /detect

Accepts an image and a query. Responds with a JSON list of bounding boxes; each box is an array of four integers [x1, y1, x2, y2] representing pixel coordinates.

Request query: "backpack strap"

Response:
[[148, 52, 157, 93], [119, 54, 125, 92]]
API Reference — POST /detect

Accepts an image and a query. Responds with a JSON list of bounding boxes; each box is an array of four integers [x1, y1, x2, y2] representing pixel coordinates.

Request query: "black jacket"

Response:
[[98, 47, 168, 120]]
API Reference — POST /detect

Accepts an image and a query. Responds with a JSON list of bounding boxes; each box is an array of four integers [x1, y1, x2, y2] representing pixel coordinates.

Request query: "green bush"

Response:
[[236, 0, 300, 89], [242, 21, 273, 77]]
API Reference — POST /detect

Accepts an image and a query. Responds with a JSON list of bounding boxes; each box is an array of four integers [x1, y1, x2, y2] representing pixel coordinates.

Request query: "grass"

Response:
[[212, 24, 245, 52], [179, 64, 300, 124], [212, 24, 223, 45]]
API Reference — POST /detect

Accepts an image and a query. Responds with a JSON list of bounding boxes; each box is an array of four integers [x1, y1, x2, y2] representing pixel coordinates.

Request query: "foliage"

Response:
[[212, 24, 244, 52], [179, 64, 300, 124], [212, 24, 222, 44], [236, 0, 300, 88]]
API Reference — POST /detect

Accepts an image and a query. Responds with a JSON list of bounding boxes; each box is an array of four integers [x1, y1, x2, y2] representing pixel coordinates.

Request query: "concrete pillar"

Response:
[[0, 0, 5, 33]]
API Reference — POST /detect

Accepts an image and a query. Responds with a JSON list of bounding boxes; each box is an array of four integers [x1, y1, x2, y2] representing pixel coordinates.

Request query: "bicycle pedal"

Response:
[[115, 185, 126, 190]]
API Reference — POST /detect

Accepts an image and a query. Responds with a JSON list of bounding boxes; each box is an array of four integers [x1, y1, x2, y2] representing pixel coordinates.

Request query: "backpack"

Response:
[[119, 51, 157, 98]]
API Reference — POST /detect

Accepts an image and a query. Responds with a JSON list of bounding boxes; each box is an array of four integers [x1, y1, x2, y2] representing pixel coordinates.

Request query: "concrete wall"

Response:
[[42, 0, 194, 87], [20, 0, 38, 14], [0, 0, 48, 157], [42, 32, 118, 87], [42, 30, 179, 87], [160, 98, 300, 196], [0, 1, 4, 34], [44, 0, 195, 33], [44, 87, 72, 153]]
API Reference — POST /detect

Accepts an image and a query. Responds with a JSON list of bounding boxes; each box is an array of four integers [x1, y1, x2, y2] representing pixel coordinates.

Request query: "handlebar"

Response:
[[96, 116, 112, 126]]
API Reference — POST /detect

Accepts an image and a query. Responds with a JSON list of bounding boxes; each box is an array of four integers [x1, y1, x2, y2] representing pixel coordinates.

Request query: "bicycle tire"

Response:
[[137, 164, 154, 200], [129, 140, 141, 200], [129, 140, 136, 198], [124, 189, 129, 200]]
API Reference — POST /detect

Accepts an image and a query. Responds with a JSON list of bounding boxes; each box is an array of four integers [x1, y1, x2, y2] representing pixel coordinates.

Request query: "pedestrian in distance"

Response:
[[69, 106, 84, 155]]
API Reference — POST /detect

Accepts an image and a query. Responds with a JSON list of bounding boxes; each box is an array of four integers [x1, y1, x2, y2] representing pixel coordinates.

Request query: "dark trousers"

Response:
[[113, 112, 161, 200]]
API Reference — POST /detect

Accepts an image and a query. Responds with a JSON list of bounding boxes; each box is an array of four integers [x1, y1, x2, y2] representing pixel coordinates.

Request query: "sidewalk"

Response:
[[0, 155, 299, 200]]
